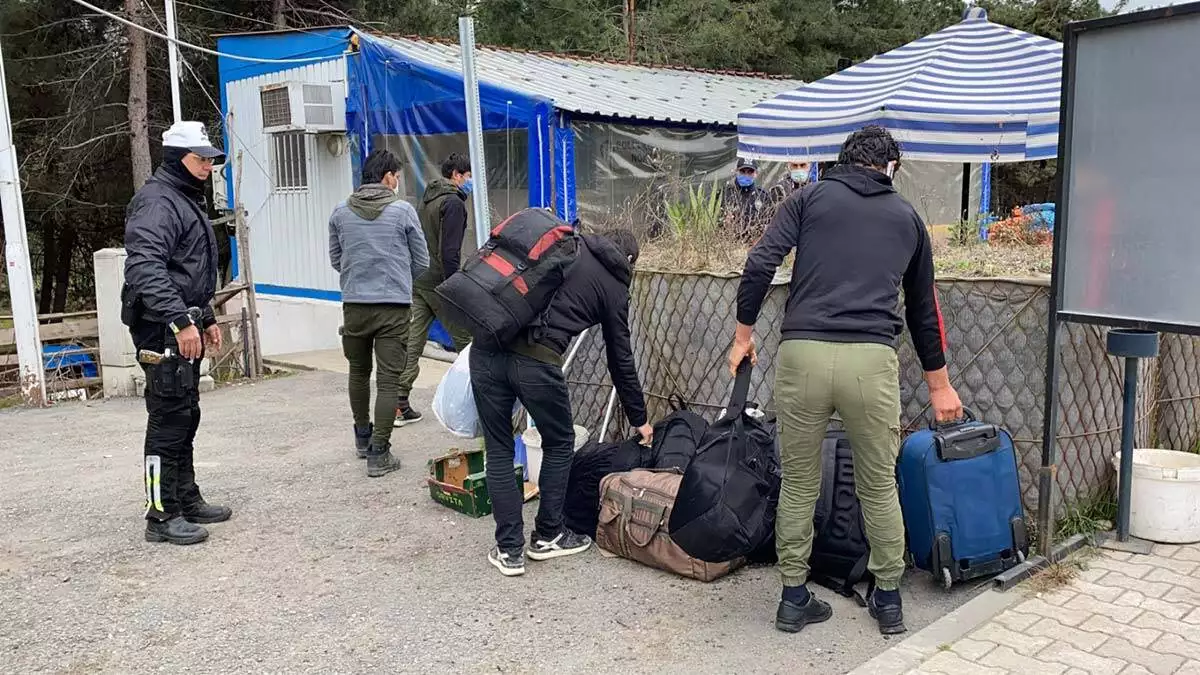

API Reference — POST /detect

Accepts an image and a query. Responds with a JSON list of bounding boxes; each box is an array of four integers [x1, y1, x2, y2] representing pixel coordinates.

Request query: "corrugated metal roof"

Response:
[[368, 34, 804, 127]]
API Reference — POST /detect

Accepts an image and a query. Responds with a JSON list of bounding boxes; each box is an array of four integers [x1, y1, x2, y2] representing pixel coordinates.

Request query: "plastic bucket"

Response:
[[1111, 448, 1200, 544], [521, 425, 589, 485]]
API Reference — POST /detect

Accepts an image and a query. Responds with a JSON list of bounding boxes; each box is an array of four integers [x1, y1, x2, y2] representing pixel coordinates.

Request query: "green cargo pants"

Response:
[[342, 303, 410, 449], [774, 339, 906, 591], [397, 287, 472, 401]]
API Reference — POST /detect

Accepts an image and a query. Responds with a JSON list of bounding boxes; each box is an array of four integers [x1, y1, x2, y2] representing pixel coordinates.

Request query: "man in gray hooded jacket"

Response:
[[329, 150, 429, 477]]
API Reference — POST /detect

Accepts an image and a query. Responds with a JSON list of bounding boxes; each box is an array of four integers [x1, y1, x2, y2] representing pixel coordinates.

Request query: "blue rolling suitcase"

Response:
[[897, 409, 1030, 589]]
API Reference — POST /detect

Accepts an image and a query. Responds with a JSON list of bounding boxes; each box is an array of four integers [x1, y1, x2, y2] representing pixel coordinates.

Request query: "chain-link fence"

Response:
[[566, 272, 1200, 517]]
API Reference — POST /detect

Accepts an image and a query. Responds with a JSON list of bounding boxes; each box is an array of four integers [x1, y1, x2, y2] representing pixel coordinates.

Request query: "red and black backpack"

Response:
[[435, 208, 580, 349]]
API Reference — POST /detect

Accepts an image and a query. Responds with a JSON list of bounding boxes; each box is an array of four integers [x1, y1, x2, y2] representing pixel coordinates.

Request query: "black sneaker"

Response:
[[488, 546, 526, 577], [868, 589, 907, 635], [366, 444, 401, 478], [393, 405, 423, 428], [527, 530, 592, 561], [145, 516, 209, 545], [182, 500, 233, 524], [354, 423, 373, 459], [775, 594, 834, 633]]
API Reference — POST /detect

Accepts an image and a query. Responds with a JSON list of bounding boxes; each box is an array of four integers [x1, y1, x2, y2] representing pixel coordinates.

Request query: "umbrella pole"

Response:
[[960, 162, 972, 223]]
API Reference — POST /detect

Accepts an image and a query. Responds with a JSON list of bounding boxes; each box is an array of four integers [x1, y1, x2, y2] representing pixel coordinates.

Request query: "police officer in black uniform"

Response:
[[123, 121, 231, 545]]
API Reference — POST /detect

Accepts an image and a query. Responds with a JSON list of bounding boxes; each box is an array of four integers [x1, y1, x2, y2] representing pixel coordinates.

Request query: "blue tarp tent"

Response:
[[738, 8, 1062, 164], [349, 32, 556, 211]]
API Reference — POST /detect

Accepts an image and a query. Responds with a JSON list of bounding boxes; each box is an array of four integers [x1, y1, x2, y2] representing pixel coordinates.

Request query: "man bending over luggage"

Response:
[[730, 126, 963, 635], [473, 227, 653, 577]]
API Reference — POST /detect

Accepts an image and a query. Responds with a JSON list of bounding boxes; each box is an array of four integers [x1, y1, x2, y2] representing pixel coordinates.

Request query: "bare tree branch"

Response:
[[59, 130, 128, 152]]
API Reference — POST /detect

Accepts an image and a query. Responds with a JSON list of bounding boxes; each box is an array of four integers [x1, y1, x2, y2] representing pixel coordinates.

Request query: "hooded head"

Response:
[[349, 150, 403, 220], [160, 121, 224, 195]]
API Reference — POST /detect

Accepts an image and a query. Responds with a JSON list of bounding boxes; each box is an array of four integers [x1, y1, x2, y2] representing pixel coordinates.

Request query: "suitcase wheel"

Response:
[[941, 567, 953, 590], [1017, 550, 1026, 564]]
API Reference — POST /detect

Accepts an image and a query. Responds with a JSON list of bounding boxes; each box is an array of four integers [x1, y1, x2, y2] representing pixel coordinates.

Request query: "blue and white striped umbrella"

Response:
[[738, 8, 1061, 164]]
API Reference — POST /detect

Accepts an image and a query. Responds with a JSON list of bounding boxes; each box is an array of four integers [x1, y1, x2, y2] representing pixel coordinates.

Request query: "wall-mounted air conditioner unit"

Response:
[[259, 82, 345, 134]]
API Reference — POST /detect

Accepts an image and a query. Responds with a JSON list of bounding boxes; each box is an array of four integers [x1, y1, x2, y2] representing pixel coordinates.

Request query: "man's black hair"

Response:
[[600, 227, 640, 266], [362, 150, 402, 184], [441, 153, 472, 179], [837, 125, 902, 171]]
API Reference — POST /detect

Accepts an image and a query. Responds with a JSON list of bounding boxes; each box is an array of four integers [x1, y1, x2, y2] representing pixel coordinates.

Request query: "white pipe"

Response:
[[165, 0, 182, 123], [0, 42, 47, 406], [458, 17, 491, 247]]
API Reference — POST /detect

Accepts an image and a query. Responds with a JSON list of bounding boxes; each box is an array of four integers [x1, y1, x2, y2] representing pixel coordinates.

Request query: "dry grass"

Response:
[[637, 233, 1053, 280]]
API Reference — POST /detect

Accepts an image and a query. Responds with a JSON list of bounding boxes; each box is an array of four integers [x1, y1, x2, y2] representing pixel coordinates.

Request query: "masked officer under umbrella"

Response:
[[721, 157, 771, 241], [769, 160, 813, 204], [122, 121, 230, 545]]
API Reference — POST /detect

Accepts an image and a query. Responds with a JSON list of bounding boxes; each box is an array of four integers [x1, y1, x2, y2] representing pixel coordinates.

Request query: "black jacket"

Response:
[[123, 166, 219, 330], [528, 235, 648, 427], [416, 179, 468, 290], [737, 164, 947, 372]]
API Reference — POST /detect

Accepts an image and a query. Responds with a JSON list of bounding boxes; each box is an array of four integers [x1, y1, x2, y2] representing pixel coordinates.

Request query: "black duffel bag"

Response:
[[650, 395, 710, 472], [562, 436, 654, 539], [669, 359, 781, 563]]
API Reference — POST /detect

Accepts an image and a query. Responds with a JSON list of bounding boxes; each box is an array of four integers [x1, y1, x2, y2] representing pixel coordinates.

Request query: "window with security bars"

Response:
[[260, 87, 291, 128], [271, 132, 308, 192]]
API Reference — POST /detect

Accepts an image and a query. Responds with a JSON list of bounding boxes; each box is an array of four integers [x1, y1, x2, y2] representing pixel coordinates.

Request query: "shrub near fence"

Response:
[[566, 271, 1200, 517]]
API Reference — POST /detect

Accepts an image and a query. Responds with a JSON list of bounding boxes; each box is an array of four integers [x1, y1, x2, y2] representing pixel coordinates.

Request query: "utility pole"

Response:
[[165, 0, 183, 123], [0, 40, 48, 406], [458, 17, 491, 247]]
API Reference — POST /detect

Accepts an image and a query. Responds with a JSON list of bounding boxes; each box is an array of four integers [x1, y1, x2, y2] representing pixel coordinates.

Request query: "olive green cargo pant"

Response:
[[775, 339, 906, 591], [397, 287, 472, 401], [342, 303, 410, 449]]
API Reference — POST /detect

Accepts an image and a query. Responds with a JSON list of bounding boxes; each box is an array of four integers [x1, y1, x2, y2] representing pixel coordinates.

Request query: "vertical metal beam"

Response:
[[458, 17, 491, 246], [165, 0, 183, 123], [1115, 356, 1139, 541], [0, 40, 47, 406]]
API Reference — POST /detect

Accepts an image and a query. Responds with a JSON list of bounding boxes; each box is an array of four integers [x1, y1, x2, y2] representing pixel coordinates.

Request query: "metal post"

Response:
[[458, 17, 491, 246], [0, 41, 47, 406], [960, 162, 972, 224], [165, 0, 182, 123], [1036, 318, 1063, 558], [1116, 356, 1139, 541], [599, 385, 618, 441]]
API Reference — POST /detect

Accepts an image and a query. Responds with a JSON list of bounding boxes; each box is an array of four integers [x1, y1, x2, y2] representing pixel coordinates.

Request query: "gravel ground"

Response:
[[0, 371, 979, 674]]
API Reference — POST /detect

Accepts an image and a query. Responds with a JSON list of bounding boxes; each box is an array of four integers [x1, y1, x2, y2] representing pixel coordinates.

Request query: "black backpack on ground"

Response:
[[650, 395, 709, 472], [809, 424, 873, 605], [562, 436, 654, 539], [668, 360, 781, 563], [436, 208, 579, 348]]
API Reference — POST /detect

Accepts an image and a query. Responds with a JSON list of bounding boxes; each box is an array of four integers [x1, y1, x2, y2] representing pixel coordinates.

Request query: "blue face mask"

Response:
[[735, 174, 755, 188], [460, 178, 473, 195], [790, 169, 809, 184]]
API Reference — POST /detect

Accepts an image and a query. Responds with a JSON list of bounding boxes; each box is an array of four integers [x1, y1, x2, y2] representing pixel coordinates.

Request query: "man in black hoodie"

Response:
[[731, 126, 963, 635], [123, 121, 231, 545], [472, 228, 653, 578]]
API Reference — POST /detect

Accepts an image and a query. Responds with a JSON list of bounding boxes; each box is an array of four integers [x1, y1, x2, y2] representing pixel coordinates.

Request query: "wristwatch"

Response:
[[169, 314, 194, 335]]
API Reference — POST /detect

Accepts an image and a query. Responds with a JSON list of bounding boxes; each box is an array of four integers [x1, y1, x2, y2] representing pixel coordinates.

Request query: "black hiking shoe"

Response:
[[366, 444, 401, 478], [354, 423, 373, 459], [145, 516, 209, 545], [488, 546, 526, 577], [393, 404, 423, 428], [526, 530, 592, 561], [868, 589, 907, 635], [182, 500, 233, 524], [775, 595, 834, 633]]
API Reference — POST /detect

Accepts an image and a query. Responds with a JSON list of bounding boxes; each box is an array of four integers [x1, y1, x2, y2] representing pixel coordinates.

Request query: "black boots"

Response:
[[183, 500, 233, 524], [146, 516, 209, 545], [366, 443, 401, 478], [868, 589, 907, 635], [775, 593, 834, 633], [354, 422, 373, 459]]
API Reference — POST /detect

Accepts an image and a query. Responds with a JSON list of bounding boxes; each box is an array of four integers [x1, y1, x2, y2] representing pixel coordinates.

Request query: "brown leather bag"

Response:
[[595, 469, 744, 582]]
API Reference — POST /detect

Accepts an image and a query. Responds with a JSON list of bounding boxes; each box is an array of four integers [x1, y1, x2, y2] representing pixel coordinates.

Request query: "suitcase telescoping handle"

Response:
[[929, 406, 978, 431]]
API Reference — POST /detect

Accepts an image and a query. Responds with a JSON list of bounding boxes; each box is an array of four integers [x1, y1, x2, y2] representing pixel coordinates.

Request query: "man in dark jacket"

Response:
[[329, 150, 429, 477], [473, 228, 653, 578], [731, 126, 963, 635], [721, 157, 771, 241], [768, 160, 813, 204], [123, 121, 230, 546], [396, 153, 473, 425]]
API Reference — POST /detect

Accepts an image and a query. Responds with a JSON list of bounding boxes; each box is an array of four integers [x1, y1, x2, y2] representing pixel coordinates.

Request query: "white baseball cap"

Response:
[[162, 121, 224, 160]]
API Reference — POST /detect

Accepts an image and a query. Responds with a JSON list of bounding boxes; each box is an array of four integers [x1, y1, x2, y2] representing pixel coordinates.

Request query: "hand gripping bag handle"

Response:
[[929, 406, 978, 431], [722, 358, 753, 422]]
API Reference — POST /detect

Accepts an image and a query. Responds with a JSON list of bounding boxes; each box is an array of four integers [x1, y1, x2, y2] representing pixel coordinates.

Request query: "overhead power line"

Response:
[[68, 0, 345, 64]]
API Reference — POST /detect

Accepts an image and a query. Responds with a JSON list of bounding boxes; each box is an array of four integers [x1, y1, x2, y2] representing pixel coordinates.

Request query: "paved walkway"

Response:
[[854, 544, 1200, 675]]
